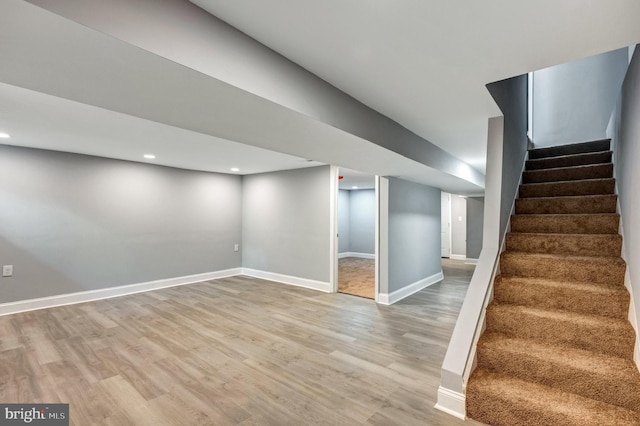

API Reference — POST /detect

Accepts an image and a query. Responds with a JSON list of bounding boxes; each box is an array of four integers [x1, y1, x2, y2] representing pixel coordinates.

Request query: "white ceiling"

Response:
[[0, 82, 323, 175], [2, 0, 640, 196], [193, 0, 640, 173], [339, 168, 375, 190], [0, 0, 486, 195]]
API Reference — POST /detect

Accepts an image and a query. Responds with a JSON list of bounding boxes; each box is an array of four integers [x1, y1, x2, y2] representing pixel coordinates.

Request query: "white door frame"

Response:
[[374, 175, 380, 302], [441, 192, 452, 258], [330, 165, 339, 293]]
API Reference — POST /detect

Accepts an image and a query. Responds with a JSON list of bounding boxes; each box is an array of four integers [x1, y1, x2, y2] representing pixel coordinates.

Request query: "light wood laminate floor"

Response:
[[338, 257, 375, 299], [0, 259, 482, 425]]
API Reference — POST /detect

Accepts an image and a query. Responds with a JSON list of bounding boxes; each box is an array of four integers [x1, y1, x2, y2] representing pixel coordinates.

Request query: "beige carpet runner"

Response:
[[466, 139, 640, 425]]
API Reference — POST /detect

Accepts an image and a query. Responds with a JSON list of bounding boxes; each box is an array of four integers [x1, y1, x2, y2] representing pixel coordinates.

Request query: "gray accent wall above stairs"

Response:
[[0, 145, 242, 304], [607, 44, 640, 348], [533, 48, 629, 147], [486, 74, 529, 244]]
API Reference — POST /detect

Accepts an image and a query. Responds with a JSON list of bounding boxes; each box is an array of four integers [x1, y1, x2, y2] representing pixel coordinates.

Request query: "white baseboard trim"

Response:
[[450, 254, 466, 261], [378, 271, 444, 305], [464, 258, 478, 265], [241, 268, 331, 293], [338, 252, 375, 260], [434, 386, 465, 419], [0, 268, 243, 317]]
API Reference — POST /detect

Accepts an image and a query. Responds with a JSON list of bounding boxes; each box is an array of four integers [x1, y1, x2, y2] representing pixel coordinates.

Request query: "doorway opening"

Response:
[[336, 168, 377, 299], [442, 192, 468, 260]]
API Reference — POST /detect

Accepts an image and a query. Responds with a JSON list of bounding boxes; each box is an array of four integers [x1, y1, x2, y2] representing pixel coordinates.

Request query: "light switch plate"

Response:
[[2, 265, 13, 277]]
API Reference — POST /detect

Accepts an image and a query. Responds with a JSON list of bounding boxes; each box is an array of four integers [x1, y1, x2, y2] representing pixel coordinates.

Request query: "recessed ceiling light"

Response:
[[352, 186, 358, 189], [143, 154, 156, 159], [0, 133, 10, 139], [230, 167, 240, 172]]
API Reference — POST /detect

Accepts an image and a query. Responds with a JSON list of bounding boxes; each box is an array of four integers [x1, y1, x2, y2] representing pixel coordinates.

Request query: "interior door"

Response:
[[441, 192, 451, 258]]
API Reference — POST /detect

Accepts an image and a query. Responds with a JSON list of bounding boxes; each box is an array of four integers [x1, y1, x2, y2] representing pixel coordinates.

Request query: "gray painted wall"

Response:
[[242, 166, 330, 283], [533, 48, 628, 147], [388, 178, 442, 293], [0, 145, 242, 303], [466, 197, 485, 260], [450, 195, 467, 257], [349, 189, 376, 255], [338, 189, 375, 255], [487, 74, 529, 244], [606, 44, 640, 337], [338, 189, 351, 253]]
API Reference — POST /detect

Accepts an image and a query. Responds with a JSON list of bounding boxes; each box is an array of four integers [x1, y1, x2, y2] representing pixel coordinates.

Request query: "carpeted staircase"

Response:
[[466, 139, 640, 426]]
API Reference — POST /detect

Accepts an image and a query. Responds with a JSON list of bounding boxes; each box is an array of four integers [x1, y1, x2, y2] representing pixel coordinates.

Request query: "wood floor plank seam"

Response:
[[0, 259, 479, 426]]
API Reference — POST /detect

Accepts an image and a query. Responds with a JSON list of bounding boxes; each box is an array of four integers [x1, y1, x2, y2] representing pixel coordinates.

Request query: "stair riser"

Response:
[[485, 307, 635, 358], [467, 369, 640, 426], [526, 151, 612, 171], [515, 195, 617, 215], [523, 164, 613, 184], [500, 254, 625, 286], [466, 393, 578, 426], [505, 233, 622, 257], [510, 215, 619, 234], [519, 179, 615, 198], [494, 280, 629, 319], [476, 346, 640, 412], [529, 139, 611, 160]]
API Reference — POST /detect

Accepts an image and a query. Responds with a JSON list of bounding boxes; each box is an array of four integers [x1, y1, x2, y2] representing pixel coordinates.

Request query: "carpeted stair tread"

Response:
[[494, 275, 629, 319], [515, 194, 617, 214], [510, 213, 619, 234], [523, 163, 613, 184], [466, 139, 640, 425], [500, 252, 625, 286], [485, 303, 635, 358], [528, 139, 611, 160], [466, 369, 640, 426], [526, 150, 612, 170], [476, 332, 640, 411], [519, 178, 615, 198], [505, 232, 622, 257]]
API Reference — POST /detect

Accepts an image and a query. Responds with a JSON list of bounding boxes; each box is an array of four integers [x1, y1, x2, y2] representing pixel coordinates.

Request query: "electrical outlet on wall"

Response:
[[234, 244, 239, 252], [2, 265, 13, 277]]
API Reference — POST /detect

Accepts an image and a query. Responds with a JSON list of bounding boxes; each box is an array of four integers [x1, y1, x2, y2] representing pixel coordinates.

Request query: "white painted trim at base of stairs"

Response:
[[240, 268, 331, 293], [377, 271, 444, 305], [434, 386, 466, 420], [0, 268, 243, 316], [464, 258, 478, 265], [338, 252, 375, 259], [449, 254, 467, 261], [436, 136, 528, 420]]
